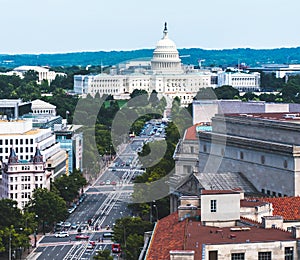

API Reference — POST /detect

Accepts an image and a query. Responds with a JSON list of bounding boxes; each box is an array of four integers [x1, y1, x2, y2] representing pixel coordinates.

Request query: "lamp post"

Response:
[[9, 227, 23, 260], [153, 204, 158, 222], [9, 231, 11, 260]]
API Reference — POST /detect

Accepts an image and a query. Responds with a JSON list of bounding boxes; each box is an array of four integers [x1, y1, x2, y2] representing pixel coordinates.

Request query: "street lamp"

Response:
[[9, 227, 23, 260], [153, 204, 159, 222]]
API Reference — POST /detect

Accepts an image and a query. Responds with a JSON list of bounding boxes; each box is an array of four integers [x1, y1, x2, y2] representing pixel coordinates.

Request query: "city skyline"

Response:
[[1, 0, 300, 54]]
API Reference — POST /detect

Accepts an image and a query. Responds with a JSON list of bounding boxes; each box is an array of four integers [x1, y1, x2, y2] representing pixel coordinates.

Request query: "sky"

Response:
[[1, 0, 300, 54]]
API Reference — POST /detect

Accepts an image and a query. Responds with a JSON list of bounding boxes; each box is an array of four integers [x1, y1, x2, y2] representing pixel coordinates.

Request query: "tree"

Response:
[[26, 188, 68, 234], [52, 171, 87, 205], [0, 199, 23, 229], [93, 249, 113, 260], [23, 70, 38, 83], [214, 85, 240, 99], [113, 217, 153, 260], [149, 90, 159, 107], [194, 87, 216, 100], [130, 89, 148, 99]]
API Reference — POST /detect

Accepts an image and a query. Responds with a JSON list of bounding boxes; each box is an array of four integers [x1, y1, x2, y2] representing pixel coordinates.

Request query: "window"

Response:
[[258, 252, 271, 260], [240, 151, 244, 160], [209, 250, 218, 260], [190, 146, 194, 154], [231, 253, 245, 260], [261, 155, 265, 164], [284, 160, 288, 169], [221, 148, 225, 156], [203, 144, 207, 153], [211, 200, 217, 212], [285, 247, 293, 260]]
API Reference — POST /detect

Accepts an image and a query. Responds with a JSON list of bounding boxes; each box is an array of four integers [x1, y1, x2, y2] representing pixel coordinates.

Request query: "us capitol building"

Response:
[[74, 23, 260, 106]]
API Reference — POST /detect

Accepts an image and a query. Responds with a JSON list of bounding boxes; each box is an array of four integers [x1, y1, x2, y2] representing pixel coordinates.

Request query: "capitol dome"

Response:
[[151, 23, 183, 74]]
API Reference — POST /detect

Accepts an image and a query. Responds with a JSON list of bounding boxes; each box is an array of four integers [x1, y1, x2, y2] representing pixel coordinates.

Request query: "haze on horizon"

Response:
[[1, 0, 300, 54]]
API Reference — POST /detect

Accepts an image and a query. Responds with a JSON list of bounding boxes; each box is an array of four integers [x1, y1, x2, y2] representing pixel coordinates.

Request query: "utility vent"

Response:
[[283, 113, 300, 119], [230, 227, 251, 232]]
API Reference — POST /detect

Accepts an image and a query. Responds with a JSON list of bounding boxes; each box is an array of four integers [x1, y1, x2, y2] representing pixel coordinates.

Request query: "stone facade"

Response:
[[198, 113, 300, 196]]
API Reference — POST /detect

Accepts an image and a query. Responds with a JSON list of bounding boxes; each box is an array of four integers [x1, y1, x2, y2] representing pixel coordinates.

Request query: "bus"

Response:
[[112, 243, 121, 253]]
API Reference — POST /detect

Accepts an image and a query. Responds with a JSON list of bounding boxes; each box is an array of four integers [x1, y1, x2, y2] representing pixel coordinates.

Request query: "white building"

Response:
[[0, 119, 67, 180], [145, 191, 299, 260], [217, 70, 261, 91], [1, 147, 50, 209], [31, 99, 57, 116], [73, 23, 218, 106], [0, 66, 66, 84]]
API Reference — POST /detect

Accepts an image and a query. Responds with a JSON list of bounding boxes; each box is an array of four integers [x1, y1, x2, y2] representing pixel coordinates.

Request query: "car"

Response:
[[100, 181, 105, 186], [111, 181, 117, 185], [71, 223, 78, 229], [102, 232, 113, 239], [87, 241, 96, 249], [106, 180, 111, 185], [55, 231, 69, 238], [63, 222, 71, 228], [76, 234, 90, 240]]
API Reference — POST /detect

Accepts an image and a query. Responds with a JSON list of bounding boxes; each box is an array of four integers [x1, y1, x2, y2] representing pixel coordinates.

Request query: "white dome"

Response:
[[151, 23, 183, 74]]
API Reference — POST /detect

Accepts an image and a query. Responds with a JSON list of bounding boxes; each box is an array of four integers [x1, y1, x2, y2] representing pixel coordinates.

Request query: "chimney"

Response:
[[262, 216, 283, 229]]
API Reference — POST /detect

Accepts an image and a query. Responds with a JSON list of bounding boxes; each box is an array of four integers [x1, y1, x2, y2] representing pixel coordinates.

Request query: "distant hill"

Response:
[[1, 47, 300, 68]]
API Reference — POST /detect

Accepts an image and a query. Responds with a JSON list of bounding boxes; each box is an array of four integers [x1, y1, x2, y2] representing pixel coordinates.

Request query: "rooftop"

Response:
[[194, 172, 259, 195], [147, 212, 185, 260], [226, 112, 300, 123], [184, 125, 198, 140], [147, 211, 296, 260], [259, 197, 300, 221], [201, 190, 240, 195]]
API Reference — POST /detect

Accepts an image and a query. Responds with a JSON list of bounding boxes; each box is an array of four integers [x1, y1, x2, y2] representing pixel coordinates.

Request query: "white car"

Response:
[[55, 231, 69, 238]]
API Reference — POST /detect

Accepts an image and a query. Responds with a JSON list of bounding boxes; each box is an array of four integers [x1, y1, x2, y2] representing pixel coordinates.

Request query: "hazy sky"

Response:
[[1, 0, 300, 54]]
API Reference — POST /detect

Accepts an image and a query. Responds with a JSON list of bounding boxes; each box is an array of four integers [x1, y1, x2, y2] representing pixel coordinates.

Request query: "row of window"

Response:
[[33, 109, 54, 114], [261, 189, 288, 198], [9, 185, 43, 200], [9, 175, 43, 182], [0, 147, 34, 154], [0, 138, 34, 145], [227, 248, 293, 259], [202, 145, 289, 169]]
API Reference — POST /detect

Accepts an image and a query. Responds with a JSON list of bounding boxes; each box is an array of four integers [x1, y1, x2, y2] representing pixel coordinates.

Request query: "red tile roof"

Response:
[[184, 221, 294, 259], [259, 197, 300, 220], [147, 212, 296, 259], [146, 212, 185, 260], [201, 190, 240, 195], [184, 125, 198, 140], [240, 199, 269, 208]]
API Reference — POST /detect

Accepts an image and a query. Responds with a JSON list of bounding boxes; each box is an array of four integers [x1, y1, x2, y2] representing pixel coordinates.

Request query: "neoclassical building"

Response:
[[198, 112, 300, 197], [74, 23, 218, 106]]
